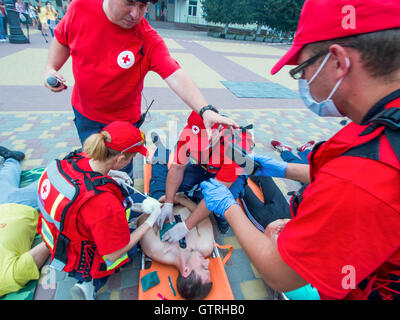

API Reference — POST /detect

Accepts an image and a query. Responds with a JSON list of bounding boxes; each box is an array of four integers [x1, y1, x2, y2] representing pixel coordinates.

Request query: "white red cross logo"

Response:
[[117, 50, 135, 69], [40, 179, 51, 200]]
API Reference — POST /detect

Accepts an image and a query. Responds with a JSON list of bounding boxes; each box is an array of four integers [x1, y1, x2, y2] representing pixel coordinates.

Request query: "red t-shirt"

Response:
[[174, 127, 253, 183], [54, 0, 180, 124], [277, 155, 400, 299], [75, 158, 130, 256]]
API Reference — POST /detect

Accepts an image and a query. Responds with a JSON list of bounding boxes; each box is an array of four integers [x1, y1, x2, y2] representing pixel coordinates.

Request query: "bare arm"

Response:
[[224, 204, 307, 292], [29, 242, 50, 268], [44, 37, 70, 92], [285, 163, 310, 184], [164, 163, 187, 203], [165, 68, 208, 113]]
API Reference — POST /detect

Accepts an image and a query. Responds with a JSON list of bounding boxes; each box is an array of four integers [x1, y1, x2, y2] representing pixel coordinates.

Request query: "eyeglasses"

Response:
[[121, 131, 146, 153], [289, 43, 356, 80], [289, 50, 328, 80]]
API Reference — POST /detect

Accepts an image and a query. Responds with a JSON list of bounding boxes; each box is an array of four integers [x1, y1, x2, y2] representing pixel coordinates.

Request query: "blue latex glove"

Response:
[[252, 154, 288, 178], [200, 178, 238, 219]]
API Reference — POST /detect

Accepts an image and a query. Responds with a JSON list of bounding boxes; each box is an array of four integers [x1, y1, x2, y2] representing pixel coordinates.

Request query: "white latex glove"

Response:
[[142, 197, 162, 214], [156, 202, 174, 229], [142, 197, 162, 227], [108, 170, 133, 186], [130, 196, 160, 213], [161, 221, 189, 243]]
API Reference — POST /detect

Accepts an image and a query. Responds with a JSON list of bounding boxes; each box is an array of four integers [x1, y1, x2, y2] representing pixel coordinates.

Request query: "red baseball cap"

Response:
[[181, 112, 221, 151], [271, 0, 400, 75], [101, 121, 148, 156]]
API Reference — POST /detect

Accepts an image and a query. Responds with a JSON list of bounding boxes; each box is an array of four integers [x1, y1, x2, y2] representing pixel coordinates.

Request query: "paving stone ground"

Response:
[[0, 25, 344, 301]]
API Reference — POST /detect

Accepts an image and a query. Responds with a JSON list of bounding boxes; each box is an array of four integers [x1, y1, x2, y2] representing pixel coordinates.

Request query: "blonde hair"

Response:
[[83, 131, 134, 162]]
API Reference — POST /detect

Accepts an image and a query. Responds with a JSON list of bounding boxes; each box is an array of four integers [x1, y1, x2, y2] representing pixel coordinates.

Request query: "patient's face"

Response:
[[187, 251, 210, 283]]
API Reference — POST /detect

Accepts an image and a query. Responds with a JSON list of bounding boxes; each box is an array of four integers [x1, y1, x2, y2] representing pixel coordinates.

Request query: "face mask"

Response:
[[298, 53, 350, 117]]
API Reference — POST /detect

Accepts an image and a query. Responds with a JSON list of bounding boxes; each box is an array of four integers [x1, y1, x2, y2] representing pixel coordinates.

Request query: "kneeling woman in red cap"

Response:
[[37, 121, 162, 300]]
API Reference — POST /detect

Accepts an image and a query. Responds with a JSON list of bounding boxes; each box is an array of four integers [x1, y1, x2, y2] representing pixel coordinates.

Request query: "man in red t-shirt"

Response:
[[43, 0, 238, 156], [199, 0, 400, 300], [158, 111, 254, 240]]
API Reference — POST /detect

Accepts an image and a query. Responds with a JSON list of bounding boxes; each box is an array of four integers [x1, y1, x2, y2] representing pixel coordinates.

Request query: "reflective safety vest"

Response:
[[37, 151, 131, 280]]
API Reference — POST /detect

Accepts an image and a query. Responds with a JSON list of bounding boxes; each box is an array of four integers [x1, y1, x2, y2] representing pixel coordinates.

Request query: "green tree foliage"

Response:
[[266, 0, 305, 32], [200, 0, 249, 34], [201, 0, 305, 34]]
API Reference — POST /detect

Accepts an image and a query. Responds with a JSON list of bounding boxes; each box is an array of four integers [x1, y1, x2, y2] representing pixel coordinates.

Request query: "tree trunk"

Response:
[[223, 23, 229, 35], [256, 24, 262, 35]]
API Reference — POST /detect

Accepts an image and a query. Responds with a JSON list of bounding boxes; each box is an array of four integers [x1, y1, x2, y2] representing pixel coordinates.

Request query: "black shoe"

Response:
[[0, 146, 25, 161], [214, 215, 230, 234]]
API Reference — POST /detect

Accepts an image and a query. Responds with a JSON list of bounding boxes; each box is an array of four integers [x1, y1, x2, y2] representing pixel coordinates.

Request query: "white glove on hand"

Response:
[[161, 221, 189, 243], [130, 197, 160, 213], [142, 197, 162, 228], [156, 203, 174, 229], [108, 170, 133, 186]]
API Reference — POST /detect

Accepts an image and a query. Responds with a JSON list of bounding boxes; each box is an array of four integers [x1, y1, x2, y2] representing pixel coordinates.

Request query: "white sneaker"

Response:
[[70, 281, 96, 300]]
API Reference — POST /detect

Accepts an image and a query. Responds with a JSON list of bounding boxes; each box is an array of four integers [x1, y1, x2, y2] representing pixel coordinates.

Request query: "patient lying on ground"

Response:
[[137, 193, 214, 300]]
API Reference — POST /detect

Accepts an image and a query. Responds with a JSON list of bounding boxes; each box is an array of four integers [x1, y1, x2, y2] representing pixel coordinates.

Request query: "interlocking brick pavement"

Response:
[[0, 26, 344, 300]]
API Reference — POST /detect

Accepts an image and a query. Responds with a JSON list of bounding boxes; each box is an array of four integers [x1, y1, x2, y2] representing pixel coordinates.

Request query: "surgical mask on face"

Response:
[[298, 53, 350, 117]]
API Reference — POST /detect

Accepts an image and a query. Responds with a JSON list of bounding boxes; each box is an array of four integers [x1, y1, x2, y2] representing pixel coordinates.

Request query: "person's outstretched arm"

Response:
[[200, 179, 308, 292], [285, 163, 310, 184], [225, 204, 307, 292]]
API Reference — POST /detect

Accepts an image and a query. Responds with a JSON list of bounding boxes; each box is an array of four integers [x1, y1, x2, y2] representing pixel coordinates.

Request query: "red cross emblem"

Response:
[[122, 55, 130, 64], [118, 51, 135, 69], [41, 179, 51, 200]]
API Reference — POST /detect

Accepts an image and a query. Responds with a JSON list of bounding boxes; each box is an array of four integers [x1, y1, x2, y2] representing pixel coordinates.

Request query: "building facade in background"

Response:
[[148, 0, 207, 25]]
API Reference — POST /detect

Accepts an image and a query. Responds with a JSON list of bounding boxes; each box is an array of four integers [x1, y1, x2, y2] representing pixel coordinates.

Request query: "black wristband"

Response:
[[199, 105, 219, 119]]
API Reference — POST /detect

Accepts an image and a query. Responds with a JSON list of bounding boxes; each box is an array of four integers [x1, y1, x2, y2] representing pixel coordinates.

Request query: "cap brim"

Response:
[[136, 145, 149, 157], [271, 43, 304, 75]]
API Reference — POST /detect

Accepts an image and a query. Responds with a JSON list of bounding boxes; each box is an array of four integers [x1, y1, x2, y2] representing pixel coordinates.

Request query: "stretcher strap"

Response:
[[214, 243, 233, 265]]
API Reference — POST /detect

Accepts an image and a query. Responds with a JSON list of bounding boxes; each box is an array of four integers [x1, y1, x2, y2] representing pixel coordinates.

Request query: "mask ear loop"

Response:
[[308, 52, 331, 85], [327, 57, 350, 100]]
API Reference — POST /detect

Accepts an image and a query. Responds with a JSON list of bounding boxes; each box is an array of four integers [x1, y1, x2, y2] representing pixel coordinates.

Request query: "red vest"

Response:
[[37, 152, 130, 279], [191, 127, 256, 175], [290, 100, 400, 299]]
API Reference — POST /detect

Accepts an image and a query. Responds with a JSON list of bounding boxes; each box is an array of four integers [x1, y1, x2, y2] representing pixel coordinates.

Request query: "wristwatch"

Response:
[[199, 105, 219, 119]]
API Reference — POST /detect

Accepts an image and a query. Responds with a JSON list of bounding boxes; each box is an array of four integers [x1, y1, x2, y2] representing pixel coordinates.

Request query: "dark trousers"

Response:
[[242, 175, 291, 231], [149, 147, 247, 221], [72, 107, 138, 177]]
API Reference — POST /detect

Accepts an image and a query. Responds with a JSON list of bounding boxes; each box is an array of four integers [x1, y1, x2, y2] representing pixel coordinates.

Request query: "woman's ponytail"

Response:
[[83, 131, 119, 161]]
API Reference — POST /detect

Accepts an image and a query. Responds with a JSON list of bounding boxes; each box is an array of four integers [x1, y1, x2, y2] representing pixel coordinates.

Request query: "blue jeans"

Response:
[[149, 147, 247, 220], [0, 159, 39, 210], [281, 149, 311, 164], [0, 16, 6, 40], [72, 107, 137, 177]]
